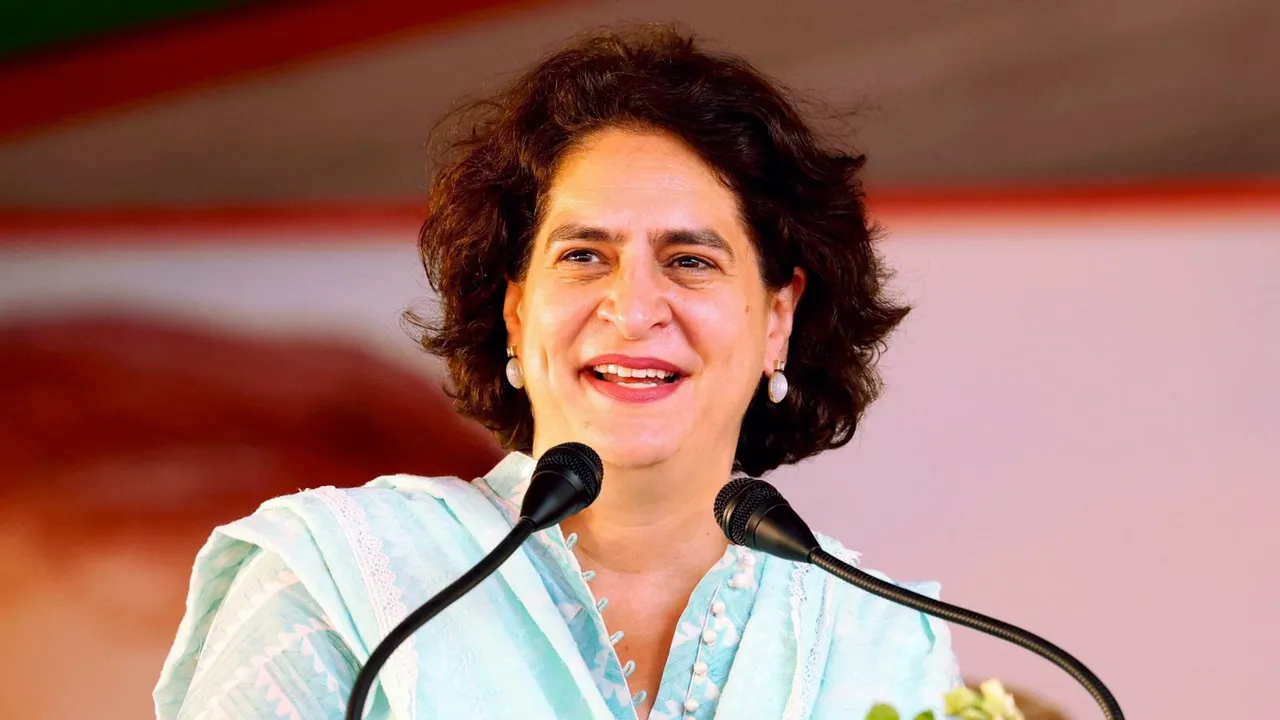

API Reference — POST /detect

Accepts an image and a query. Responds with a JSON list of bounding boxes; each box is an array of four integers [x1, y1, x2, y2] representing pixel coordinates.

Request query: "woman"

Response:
[[156, 26, 959, 719]]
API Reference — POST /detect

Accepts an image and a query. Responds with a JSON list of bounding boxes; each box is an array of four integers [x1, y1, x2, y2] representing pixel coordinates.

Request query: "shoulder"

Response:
[[187, 473, 507, 640], [810, 533, 960, 713], [226, 473, 498, 552], [814, 531, 951, 648], [169, 472, 492, 609], [157, 473, 511, 716], [816, 531, 944, 621], [202, 474, 516, 603]]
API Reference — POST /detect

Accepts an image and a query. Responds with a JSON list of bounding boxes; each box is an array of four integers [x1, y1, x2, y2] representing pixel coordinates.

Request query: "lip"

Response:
[[582, 354, 687, 375], [581, 354, 688, 404]]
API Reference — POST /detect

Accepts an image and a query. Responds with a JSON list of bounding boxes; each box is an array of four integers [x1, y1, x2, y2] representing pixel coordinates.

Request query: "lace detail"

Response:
[[789, 543, 860, 719], [779, 556, 839, 720], [312, 487, 417, 711], [801, 570, 838, 716], [780, 562, 809, 720]]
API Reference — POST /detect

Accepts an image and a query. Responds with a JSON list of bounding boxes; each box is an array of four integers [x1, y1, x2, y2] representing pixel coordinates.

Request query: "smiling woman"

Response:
[[156, 24, 959, 720], [500, 128, 803, 470], [415, 34, 907, 481]]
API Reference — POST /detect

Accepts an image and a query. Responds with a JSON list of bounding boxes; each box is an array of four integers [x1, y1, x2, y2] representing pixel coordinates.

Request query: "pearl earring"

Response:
[[767, 360, 788, 404], [505, 346, 525, 389]]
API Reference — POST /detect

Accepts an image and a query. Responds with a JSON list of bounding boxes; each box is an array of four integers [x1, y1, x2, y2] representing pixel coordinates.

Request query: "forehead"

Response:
[[541, 128, 744, 228]]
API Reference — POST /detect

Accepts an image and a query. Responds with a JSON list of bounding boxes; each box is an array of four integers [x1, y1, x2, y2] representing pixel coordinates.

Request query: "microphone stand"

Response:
[[343, 440, 604, 719], [718, 478, 1124, 720], [344, 517, 536, 720], [808, 549, 1124, 720]]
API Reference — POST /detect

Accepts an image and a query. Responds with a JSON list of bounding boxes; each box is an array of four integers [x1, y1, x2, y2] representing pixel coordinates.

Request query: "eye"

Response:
[[558, 248, 602, 264], [669, 254, 716, 271]]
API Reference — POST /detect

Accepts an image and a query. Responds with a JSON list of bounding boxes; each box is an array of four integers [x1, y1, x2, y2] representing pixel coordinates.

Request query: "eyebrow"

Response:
[[544, 223, 736, 260]]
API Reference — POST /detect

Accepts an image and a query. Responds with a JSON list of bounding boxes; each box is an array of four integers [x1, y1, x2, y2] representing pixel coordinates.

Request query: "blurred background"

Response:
[[1, 1, 1277, 718]]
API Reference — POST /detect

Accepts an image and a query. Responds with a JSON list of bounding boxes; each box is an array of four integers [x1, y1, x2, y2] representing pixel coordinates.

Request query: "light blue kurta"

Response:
[[155, 452, 959, 719]]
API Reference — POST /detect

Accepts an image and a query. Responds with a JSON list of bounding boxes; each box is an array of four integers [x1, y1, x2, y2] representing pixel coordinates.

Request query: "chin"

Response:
[[577, 425, 684, 470]]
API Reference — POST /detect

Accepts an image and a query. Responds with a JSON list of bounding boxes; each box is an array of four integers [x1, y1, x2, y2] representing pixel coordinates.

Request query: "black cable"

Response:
[[809, 548, 1124, 720], [344, 517, 537, 720]]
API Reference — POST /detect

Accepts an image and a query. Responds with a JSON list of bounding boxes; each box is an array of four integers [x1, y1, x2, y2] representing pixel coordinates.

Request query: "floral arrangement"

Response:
[[866, 679, 1025, 720]]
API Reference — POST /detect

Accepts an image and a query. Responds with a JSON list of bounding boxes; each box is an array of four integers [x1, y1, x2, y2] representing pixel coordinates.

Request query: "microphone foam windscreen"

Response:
[[538, 442, 604, 500], [714, 477, 782, 545]]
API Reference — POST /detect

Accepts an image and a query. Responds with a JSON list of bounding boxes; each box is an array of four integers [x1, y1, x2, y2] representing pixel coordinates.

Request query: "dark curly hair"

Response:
[[408, 24, 909, 477]]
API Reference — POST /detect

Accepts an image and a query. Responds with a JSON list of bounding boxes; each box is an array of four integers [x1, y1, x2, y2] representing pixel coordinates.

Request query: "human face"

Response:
[[504, 128, 804, 470]]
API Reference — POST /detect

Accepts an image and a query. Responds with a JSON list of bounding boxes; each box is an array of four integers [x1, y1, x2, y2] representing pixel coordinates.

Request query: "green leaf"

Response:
[[912, 712, 935, 720], [865, 704, 901, 720]]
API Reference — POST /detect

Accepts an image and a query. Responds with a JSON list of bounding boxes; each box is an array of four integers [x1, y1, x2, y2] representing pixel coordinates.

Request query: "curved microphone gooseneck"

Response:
[[345, 442, 604, 720], [714, 477, 1125, 720]]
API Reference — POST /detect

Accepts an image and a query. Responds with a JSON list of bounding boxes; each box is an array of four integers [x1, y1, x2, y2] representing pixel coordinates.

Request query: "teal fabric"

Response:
[[155, 452, 959, 719]]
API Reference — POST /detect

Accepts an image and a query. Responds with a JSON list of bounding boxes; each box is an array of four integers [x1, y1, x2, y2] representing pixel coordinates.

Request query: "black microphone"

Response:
[[345, 442, 604, 720], [714, 477, 1125, 720]]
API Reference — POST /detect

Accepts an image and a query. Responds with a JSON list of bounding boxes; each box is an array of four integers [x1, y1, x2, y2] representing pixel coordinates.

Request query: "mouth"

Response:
[[587, 363, 682, 388], [581, 355, 688, 400]]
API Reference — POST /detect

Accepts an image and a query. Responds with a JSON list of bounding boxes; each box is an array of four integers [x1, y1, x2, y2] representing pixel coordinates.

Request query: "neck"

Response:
[[557, 450, 731, 578]]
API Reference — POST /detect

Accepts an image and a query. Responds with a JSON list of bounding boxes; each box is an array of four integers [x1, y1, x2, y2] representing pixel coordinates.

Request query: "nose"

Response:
[[596, 257, 673, 340]]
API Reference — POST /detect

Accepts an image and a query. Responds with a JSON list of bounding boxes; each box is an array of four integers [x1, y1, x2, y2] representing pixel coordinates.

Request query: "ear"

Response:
[[763, 267, 806, 375], [503, 280, 525, 348]]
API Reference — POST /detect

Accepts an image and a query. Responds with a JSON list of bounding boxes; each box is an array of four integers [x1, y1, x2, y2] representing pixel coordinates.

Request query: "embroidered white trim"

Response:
[[195, 616, 334, 720], [781, 562, 810, 720], [198, 551, 300, 674], [800, 569, 838, 715], [313, 487, 418, 713]]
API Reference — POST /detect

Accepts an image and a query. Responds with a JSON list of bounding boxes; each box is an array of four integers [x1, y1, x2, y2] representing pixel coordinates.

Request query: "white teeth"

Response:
[[591, 364, 676, 380], [617, 381, 659, 388]]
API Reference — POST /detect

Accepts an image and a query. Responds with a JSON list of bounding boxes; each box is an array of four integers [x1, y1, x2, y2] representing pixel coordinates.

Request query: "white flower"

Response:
[[942, 678, 1024, 720], [978, 679, 1024, 720]]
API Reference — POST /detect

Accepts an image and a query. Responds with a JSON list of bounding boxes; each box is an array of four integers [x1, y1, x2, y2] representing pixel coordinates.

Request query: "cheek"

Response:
[[681, 296, 767, 374], [524, 285, 598, 361]]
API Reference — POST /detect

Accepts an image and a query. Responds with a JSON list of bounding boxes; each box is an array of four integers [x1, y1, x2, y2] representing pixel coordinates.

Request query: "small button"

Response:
[[684, 698, 699, 712], [596, 598, 610, 612], [581, 570, 596, 581], [711, 600, 726, 616], [701, 629, 717, 645], [740, 552, 757, 567], [729, 573, 751, 589], [622, 660, 636, 677], [693, 661, 708, 676]]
